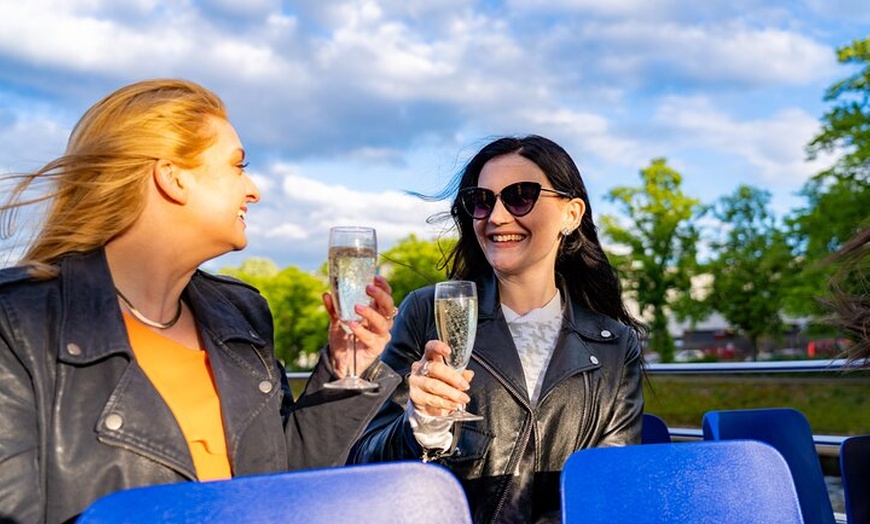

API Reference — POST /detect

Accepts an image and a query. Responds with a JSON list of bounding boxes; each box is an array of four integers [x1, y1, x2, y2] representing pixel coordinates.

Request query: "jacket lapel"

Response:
[[470, 274, 530, 402], [538, 294, 618, 402], [58, 250, 197, 477], [184, 274, 285, 472], [58, 251, 281, 476], [95, 365, 197, 478]]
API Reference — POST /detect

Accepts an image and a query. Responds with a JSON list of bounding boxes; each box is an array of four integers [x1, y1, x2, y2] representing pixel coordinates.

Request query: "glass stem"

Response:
[[350, 334, 358, 378]]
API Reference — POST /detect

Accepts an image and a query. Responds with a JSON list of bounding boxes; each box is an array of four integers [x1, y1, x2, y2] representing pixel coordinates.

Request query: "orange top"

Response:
[[123, 313, 232, 481]]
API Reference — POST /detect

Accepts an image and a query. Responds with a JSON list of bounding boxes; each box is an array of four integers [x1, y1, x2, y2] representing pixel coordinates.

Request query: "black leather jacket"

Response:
[[0, 249, 400, 524], [349, 274, 643, 523]]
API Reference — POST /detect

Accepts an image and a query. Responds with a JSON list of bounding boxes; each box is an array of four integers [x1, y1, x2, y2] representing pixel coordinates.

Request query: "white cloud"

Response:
[[506, 0, 682, 18], [234, 162, 450, 269], [0, 0, 860, 269], [260, 222, 308, 240], [805, 0, 870, 25], [0, 107, 68, 173], [579, 20, 837, 88], [653, 95, 835, 190], [516, 108, 642, 168]]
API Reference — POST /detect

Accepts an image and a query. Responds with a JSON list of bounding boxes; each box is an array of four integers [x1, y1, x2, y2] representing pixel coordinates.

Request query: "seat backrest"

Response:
[[841, 434, 870, 524], [560, 440, 803, 524], [702, 407, 835, 524], [77, 461, 472, 524], [642, 413, 672, 443]]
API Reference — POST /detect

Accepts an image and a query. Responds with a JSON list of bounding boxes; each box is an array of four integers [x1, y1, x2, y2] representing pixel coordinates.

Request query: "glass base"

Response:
[[440, 409, 483, 422], [323, 375, 378, 391]]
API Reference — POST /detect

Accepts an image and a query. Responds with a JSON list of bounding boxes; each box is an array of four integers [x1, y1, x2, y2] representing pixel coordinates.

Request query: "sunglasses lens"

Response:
[[501, 182, 541, 217], [461, 188, 495, 219]]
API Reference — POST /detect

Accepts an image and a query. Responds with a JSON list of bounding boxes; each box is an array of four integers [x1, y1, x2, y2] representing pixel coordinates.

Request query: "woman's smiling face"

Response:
[[472, 152, 580, 281], [184, 117, 260, 257]]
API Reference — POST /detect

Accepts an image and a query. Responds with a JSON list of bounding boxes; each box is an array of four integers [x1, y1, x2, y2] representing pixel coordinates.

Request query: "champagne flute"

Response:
[[434, 280, 483, 421], [323, 226, 379, 390]]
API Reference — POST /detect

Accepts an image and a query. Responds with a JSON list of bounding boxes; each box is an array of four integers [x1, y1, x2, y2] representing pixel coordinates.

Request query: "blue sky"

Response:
[[0, 0, 868, 271]]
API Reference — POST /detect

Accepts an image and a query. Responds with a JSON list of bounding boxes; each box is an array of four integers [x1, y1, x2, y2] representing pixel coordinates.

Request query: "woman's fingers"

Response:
[[367, 277, 397, 323], [420, 341, 471, 390], [408, 351, 472, 416], [373, 274, 393, 297], [322, 292, 339, 321], [354, 303, 390, 335]]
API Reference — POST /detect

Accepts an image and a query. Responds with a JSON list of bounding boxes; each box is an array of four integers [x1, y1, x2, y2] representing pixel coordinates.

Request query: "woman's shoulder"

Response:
[[404, 283, 437, 301], [0, 265, 35, 285], [393, 285, 438, 330], [189, 270, 273, 336], [0, 264, 53, 294], [568, 302, 637, 341], [192, 269, 262, 294], [190, 270, 269, 312], [396, 284, 438, 311]]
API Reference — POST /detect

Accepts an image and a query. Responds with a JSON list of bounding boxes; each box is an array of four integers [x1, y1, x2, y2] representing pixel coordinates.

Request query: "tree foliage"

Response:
[[705, 186, 798, 360], [380, 234, 453, 306], [219, 258, 328, 370], [789, 36, 870, 317], [602, 158, 704, 362], [806, 37, 870, 180]]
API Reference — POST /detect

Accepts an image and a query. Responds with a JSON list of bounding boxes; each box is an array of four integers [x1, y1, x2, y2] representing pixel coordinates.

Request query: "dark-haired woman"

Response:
[[349, 135, 646, 523]]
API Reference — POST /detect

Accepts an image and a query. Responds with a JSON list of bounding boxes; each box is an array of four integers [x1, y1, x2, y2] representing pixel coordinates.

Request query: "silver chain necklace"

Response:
[[115, 287, 183, 329]]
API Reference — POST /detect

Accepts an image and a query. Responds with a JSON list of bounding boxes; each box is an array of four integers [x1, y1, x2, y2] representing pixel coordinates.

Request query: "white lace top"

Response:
[[409, 290, 563, 451]]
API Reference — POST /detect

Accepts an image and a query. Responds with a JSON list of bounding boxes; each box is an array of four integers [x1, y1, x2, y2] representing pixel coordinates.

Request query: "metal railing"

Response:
[[644, 358, 862, 452], [289, 358, 864, 452], [645, 358, 858, 375]]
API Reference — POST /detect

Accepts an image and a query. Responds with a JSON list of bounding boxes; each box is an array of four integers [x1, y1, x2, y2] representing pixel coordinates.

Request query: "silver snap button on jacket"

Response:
[[104, 414, 123, 430]]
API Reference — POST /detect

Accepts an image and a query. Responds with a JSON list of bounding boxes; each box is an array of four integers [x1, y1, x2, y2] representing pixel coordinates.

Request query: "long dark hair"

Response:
[[442, 135, 645, 334], [821, 227, 869, 366]]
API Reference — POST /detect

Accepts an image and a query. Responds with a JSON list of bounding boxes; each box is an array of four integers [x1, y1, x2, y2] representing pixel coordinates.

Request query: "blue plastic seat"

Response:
[[642, 413, 672, 443], [840, 434, 870, 524], [77, 461, 472, 523], [702, 407, 835, 524], [560, 440, 803, 523]]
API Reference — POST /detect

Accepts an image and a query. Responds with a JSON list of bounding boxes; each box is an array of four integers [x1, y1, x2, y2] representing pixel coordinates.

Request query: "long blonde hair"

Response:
[[1, 78, 227, 276]]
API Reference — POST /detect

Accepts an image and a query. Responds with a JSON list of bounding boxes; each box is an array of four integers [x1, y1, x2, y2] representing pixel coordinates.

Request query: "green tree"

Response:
[[265, 266, 329, 370], [380, 234, 454, 306], [790, 37, 870, 317], [706, 186, 798, 360], [220, 258, 328, 369], [602, 158, 704, 362], [807, 37, 870, 184]]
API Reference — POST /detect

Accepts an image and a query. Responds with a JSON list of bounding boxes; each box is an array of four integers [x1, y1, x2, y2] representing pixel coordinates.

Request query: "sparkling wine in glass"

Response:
[[434, 280, 483, 421], [323, 226, 378, 390]]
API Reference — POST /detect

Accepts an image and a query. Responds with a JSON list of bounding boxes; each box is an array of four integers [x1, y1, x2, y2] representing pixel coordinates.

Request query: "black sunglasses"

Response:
[[459, 181, 573, 219]]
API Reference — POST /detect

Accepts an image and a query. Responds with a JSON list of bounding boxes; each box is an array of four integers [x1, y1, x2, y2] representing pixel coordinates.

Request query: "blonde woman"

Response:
[[0, 79, 400, 523]]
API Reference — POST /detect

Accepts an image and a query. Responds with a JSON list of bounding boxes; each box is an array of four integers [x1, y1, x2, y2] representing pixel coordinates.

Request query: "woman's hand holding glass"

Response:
[[323, 274, 396, 382], [409, 340, 475, 418]]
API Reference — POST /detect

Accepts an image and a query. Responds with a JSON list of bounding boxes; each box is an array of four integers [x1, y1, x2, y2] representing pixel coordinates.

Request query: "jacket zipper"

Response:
[[474, 356, 534, 522], [573, 372, 592, 449]]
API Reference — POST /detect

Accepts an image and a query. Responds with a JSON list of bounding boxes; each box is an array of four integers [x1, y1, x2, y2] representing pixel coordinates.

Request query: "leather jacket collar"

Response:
[[472, 272, 623, 404], [57, 249, 267, 368]]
